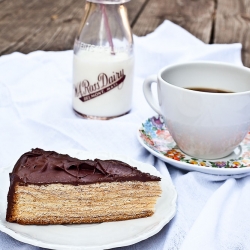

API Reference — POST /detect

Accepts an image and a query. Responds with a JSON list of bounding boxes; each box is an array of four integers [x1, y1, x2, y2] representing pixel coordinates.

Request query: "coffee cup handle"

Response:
[[143, 75, 163, 115]]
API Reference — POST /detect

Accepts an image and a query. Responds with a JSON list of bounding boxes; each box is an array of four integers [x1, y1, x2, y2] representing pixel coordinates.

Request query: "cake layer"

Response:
[[7, 181, 161, 225], [6, 148, 162, 225]]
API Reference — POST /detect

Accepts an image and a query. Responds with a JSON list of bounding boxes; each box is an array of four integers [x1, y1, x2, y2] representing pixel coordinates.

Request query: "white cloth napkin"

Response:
[[0, 20, 247, 250]]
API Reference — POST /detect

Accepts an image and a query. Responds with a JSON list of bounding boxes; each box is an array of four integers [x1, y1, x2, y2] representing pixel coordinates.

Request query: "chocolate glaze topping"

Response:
[[9, 148, 161, 185], [6, 148, 161, 222]]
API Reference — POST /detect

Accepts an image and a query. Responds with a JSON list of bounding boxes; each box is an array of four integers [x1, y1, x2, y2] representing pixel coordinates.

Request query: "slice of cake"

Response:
[[6, 148, 162, 225]]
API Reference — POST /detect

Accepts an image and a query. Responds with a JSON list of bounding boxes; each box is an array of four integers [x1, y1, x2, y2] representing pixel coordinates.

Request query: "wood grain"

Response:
[[0, 0, 250, 68], [213, 0, 250, 67], [0, 0, 85, 54], [132, 0, 215, 43], [0, 0, 145, 55]]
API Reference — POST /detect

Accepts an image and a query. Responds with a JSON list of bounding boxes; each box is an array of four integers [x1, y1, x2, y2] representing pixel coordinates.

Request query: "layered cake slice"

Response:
[[6, 148, 162, 225]]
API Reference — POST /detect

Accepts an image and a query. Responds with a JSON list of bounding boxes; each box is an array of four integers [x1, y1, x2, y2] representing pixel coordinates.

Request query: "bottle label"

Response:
[[74, 70, 126, 102], [73, 50, 134, 117]]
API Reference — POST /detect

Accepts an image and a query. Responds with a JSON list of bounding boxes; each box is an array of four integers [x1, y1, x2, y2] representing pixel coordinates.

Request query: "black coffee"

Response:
[[186, 87, 234, 93]]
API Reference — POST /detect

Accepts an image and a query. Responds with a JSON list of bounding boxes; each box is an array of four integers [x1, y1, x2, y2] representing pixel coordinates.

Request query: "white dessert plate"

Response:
[[0, 150, 177, 250], [138, 116, 250, 175]]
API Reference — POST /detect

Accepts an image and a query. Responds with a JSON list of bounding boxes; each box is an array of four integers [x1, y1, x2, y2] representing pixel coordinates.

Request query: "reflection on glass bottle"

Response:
[[73, 0, 134, 120]]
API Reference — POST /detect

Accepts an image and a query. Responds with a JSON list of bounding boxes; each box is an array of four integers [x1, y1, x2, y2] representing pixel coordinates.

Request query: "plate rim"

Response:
[[137, 117, 250, 175], [0, 150, 177, 250]]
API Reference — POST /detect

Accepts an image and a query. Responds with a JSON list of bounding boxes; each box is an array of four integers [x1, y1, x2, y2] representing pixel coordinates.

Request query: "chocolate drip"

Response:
[[9, 148, 160, 185]]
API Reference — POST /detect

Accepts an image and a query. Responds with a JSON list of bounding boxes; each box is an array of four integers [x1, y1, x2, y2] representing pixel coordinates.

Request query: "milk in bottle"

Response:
[[73, 0, 134, 119]]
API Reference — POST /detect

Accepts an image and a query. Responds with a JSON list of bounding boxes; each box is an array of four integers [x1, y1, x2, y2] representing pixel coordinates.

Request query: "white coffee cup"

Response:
[[143, 61, 250, 159]]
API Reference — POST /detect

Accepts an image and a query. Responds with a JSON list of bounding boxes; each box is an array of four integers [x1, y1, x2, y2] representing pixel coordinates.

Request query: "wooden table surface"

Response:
[[0, 0, 250, 67]]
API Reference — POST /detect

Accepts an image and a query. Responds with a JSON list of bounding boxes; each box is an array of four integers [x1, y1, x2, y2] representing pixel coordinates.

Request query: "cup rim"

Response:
[[158, 61, 250, 96]]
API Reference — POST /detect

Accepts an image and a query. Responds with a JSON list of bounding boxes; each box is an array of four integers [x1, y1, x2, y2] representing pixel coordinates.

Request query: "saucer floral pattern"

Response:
[[139, 116, 250, 169]]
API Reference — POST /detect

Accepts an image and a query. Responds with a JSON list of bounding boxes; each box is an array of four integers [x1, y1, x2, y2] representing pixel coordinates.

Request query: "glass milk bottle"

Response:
[[73, 0, 134, 120]]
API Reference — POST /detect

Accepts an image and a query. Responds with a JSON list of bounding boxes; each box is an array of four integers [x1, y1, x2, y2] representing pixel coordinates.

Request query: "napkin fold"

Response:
[[0, 20, 248, 250]]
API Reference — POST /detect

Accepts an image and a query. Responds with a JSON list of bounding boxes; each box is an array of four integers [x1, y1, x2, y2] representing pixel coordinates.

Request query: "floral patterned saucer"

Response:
[[138, 116, 250, 175]]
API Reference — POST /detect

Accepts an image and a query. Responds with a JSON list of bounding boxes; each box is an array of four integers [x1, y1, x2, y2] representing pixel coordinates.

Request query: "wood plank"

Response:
[[132, 0, 215, 44], [127, 0, 148, 27], [0, 0, 83, 54], [0, 0, 145, 55], [213, 0, 250, 67]]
